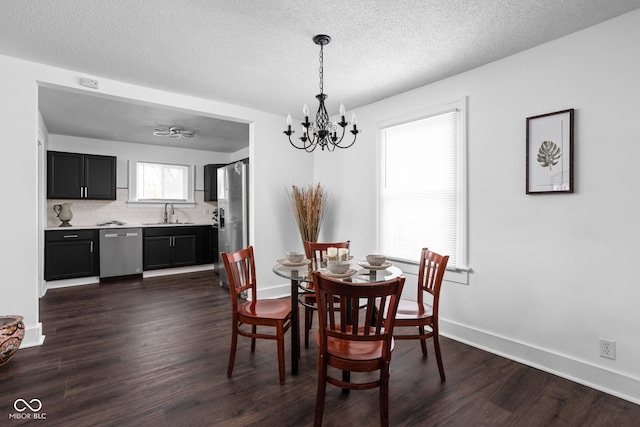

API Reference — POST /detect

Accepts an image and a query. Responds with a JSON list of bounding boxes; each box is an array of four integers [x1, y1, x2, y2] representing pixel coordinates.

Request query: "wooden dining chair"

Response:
[[393, 248, 449, 381], [221, 246, 292, 384], [302, 240, 350, 348], [312, 271, 405, 427]]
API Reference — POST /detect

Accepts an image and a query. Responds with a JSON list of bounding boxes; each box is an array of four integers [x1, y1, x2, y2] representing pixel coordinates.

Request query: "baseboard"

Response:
[[142, 264, 214, 278], [20, 321, 45, 349], [257, 282, 290, 300], [440, 318, 640, 405], [44, 276, 100, 293], [43, 265, 216, 293]]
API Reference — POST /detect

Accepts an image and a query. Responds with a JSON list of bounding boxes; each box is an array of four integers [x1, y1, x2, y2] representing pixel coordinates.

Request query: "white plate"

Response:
[[357, 261, 392, 270], [277, 258, 312, 267], [320, 268, 358, 278]]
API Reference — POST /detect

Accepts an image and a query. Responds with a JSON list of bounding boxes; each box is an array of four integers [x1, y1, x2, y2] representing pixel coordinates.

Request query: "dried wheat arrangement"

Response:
[[288, 183, 328, 243]]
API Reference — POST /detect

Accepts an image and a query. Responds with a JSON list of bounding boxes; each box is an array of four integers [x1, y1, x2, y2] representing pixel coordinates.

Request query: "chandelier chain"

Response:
[[319, 44, 324, 94]]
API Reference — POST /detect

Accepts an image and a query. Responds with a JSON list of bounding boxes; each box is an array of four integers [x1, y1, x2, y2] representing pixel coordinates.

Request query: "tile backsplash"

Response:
[[46, 189, 217, 228]]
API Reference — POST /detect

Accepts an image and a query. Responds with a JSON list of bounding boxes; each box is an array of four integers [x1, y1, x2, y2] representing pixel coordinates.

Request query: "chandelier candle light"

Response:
[[284, 34, 359, 152]]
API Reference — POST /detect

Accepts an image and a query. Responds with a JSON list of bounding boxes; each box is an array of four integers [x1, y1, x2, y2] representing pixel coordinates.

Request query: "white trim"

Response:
[[128, 160, 195, 203], [142, 264, 213, 278], [43, 264, 215, 291], [376, 96, 468, 269], [390, 258, 469, 286], [44, 276, 100, 292], [441, 318, 640, 405], [20, 322, 45, 348]]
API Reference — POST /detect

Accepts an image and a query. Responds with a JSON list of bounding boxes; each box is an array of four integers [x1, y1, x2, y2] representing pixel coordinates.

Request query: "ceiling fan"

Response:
[[153, 126, 195, 139]]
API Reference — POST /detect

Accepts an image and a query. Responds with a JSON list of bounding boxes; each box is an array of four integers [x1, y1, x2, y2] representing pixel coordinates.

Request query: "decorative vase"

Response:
[[0, 315, 25, 366], [288, 183, 328, 245], [53, 203, 73, 227]]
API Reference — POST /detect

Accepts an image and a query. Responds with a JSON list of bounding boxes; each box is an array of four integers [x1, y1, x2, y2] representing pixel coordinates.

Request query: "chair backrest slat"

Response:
[[417, 248, 449, 311], [314, 272, 405, 346], [304, 241, 350, 262], [221, 246, 257, 309]]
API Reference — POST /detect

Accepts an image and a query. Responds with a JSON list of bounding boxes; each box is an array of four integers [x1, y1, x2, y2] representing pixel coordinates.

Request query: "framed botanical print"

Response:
[[526, 109, 574, 194]]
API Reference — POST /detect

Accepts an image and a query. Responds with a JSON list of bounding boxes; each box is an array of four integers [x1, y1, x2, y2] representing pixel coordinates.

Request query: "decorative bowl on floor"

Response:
[[0, 315, 25, 366]]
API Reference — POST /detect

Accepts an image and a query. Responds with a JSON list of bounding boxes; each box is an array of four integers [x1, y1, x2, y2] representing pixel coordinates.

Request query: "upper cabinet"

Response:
[[204, 164, 225, 201], [47, 151, 116, 200]]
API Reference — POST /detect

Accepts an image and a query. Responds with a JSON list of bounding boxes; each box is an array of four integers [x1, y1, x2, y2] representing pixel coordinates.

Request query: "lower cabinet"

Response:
[[199, 226, 218, 265], [44, 226, 215, 278], [45, 229, 99, 280], [143, 226, 214, 271]]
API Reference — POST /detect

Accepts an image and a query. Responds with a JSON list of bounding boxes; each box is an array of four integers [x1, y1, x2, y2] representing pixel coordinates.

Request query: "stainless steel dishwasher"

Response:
[[99, 228, 143, 279]]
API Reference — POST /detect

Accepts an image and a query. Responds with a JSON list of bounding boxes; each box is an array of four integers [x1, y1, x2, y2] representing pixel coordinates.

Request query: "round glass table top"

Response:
[[272, 260, 403, 286]]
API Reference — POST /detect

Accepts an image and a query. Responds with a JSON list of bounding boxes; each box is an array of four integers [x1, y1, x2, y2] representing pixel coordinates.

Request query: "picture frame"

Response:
[[526, 108, 574, 194]]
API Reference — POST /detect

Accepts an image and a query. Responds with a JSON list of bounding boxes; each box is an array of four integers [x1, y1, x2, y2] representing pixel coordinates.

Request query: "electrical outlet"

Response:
[[204, 207, 209, 216], [599, 338, 616, 360], [80, 78, 99, 89]]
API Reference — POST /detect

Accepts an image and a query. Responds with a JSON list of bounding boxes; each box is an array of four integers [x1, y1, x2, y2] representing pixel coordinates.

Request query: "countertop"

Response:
[[45, 222, 217, 231]]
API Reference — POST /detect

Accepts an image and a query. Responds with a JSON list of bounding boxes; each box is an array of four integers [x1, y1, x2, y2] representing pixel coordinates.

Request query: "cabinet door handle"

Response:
[[90, 241, 94, 253], [63, 234, 79, 239]]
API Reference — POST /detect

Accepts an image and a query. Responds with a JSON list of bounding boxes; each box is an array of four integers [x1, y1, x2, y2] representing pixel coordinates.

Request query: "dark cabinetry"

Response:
[[204, 164, 225, 201], [47, 151, 116, 200], [45, 229, 99, 280], [200, 226, 218, 265], [143, 226, 215, 271]]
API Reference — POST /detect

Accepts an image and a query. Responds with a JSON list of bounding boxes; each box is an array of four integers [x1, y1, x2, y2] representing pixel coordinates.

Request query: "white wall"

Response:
[[313, 10, 640, 403], [0, 54, 311, 350]]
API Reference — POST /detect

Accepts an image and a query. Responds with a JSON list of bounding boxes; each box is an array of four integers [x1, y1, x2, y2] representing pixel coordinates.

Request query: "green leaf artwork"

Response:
[[537, 140, 562, 170]]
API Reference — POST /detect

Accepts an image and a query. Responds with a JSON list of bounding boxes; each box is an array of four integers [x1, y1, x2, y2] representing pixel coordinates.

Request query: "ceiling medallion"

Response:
[[153, 126, 195, 139], [284, 34, 359, 152]]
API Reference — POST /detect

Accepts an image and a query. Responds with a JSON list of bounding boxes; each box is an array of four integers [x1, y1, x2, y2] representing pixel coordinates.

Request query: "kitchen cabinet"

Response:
[[203, 164, 225, 201], [45, 229, 99, 280], [143, 226, 215, 271], [199, 226, 218, 265], [47, 151, 116, 200]]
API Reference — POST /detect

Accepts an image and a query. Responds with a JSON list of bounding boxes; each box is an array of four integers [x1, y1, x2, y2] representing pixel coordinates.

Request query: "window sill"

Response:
[[388, 258, 470, 286]]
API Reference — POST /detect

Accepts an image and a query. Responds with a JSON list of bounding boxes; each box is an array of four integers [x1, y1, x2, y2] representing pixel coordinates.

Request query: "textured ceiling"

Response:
[[3, 0, 640, 152]]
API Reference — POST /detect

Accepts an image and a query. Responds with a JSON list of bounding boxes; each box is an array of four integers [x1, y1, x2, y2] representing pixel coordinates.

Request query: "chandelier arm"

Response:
[[335, 133, 358, 149], [286, 130, 321, 152]]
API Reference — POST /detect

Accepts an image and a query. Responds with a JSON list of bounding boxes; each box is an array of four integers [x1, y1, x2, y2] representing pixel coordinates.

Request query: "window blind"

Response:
[[379, 110, 459, 267]]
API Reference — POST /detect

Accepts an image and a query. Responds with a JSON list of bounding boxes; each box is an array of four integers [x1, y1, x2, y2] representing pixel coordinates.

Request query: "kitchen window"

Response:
[[128, 160, 195, 204], [377, 97, 467, 270]]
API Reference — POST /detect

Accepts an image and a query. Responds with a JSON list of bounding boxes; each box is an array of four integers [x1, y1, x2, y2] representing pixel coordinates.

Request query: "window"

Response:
[[378, 98, 467, 269], [128, 161, 195, 203]]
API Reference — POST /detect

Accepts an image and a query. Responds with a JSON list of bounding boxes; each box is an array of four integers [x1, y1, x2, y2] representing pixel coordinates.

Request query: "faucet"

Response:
[[163, 203, 175, 224]]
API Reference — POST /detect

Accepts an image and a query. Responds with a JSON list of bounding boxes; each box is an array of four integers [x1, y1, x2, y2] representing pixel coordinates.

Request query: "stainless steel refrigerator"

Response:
[[216, 161, 249, 287]]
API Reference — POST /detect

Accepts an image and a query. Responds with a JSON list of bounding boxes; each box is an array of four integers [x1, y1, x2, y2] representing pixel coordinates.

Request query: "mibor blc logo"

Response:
[[9, 398, 46, 420]]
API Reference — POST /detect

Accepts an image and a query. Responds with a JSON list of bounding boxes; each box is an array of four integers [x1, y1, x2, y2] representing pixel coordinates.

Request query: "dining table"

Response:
[[272, 259, 403, 376]]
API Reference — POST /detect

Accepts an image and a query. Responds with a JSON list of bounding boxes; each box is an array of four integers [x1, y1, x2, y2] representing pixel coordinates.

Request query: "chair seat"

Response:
[[395, 300, 433, 320], [238, 299, 291, 320], [316, 327, 394, 361]]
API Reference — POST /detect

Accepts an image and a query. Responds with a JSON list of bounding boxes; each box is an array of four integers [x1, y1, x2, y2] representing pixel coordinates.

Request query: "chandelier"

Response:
[[284, 34, 359, 152]]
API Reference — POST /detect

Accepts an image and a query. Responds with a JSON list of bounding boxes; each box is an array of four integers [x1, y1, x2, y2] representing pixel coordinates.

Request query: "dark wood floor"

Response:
[[2, 271, 638, 426]]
